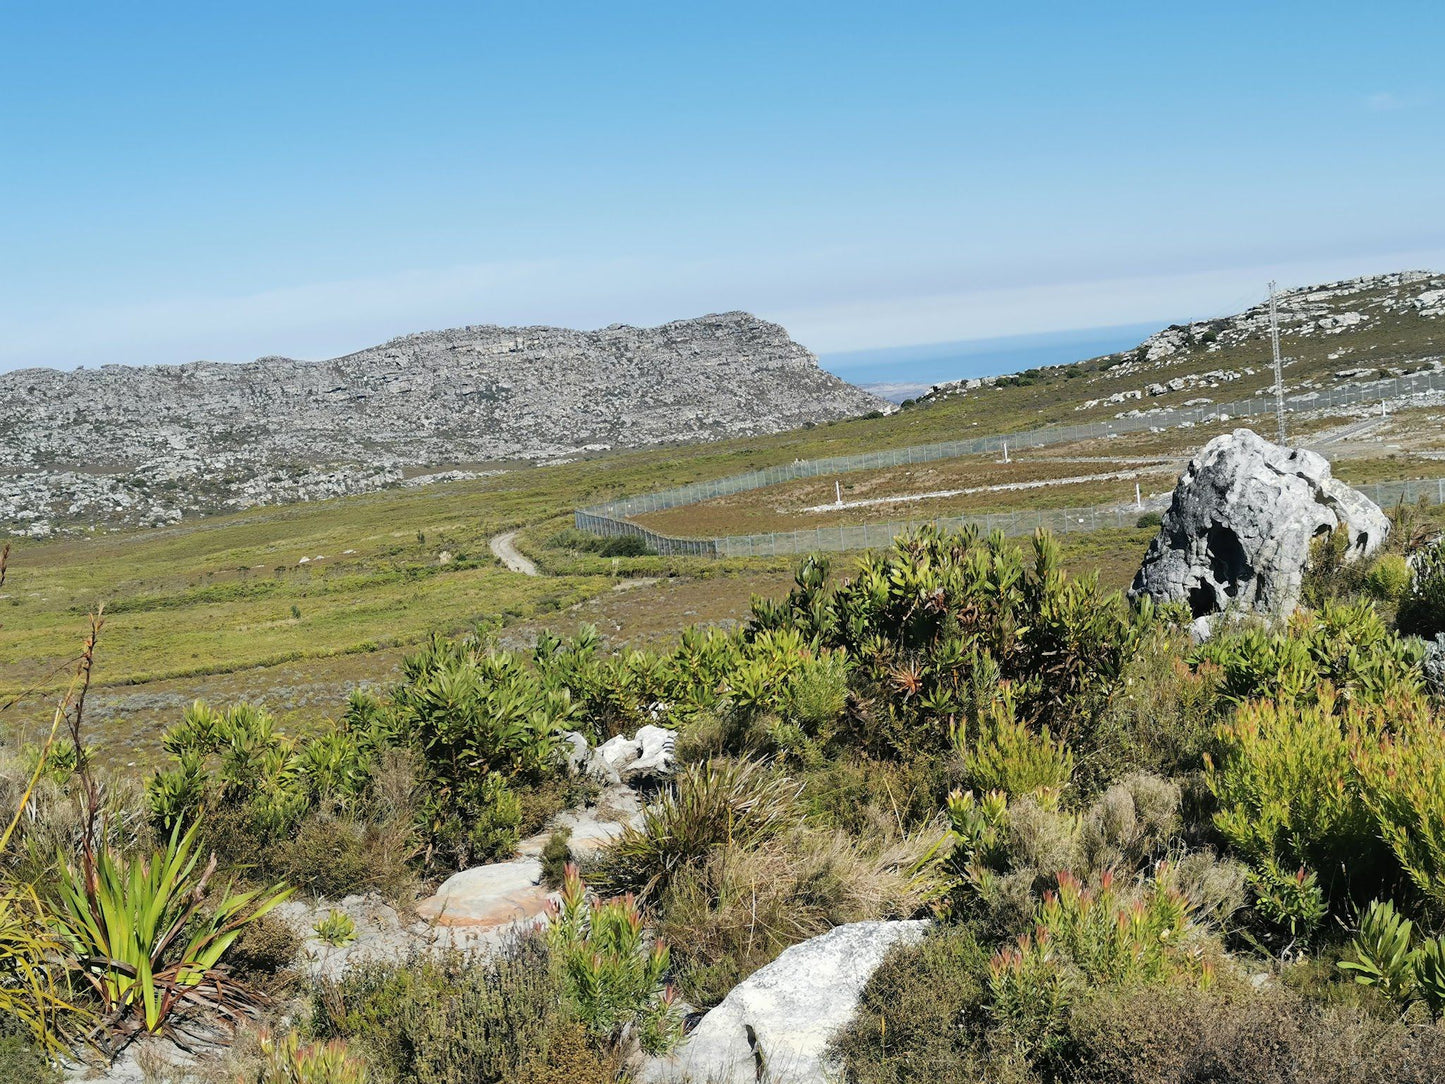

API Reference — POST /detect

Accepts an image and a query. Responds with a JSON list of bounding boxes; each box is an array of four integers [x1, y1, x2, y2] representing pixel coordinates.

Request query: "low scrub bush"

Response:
[[987, 868, 1212, 1058], [939, 774, 1221, 937], [587, 757, 800, 897], [309, 936, 619, 1084], [829, 927, 996, 1084], [1081, 627, 1220, 791], [1064, 983, 1445, 1083], [1366, 553, 1413, 602]]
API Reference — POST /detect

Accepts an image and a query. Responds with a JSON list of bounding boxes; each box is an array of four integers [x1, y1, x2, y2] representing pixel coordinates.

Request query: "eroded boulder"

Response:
[[1425, 634, 1445, 696], [639, 920, 929, 1084], [598, 724, 676, 784], [1130, 428, 1389, 629]]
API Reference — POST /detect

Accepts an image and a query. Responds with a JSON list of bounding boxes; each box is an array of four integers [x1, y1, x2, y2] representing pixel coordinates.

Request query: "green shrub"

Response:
[[1366, 554, 1413, 602], [959, 695, 1074, 801], [750, 527, 1149, 760], [1353, 696, 1445, 909], [314, 910, 357, 948], [1209, 685, 1445, 922], [1136, 510, 1163, 529], [356, 634, 581, 870], [1399, 540, 1445, 638], [1208, 689, 1381, 899], [1195, 601, 1423, 707], [598, 535, 655, 558], [539, 828, 573, 889], [546, 866, 681, 1053]]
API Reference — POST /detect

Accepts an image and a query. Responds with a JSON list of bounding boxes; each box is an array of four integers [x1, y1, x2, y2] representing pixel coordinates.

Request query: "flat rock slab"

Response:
[[415, 858, 551, 927], [640, 919, 930, 1084]]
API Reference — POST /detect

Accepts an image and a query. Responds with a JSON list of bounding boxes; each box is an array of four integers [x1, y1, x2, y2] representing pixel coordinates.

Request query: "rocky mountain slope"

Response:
[[923, 270, 1445, 416], [1, 312, 884, 535]]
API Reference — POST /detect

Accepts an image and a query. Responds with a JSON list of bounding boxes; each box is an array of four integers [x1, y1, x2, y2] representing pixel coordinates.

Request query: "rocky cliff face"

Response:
[[1, 312, 884, 534]]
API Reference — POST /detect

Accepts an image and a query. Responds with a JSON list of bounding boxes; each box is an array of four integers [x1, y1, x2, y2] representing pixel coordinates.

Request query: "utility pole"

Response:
[[1269, 281, 1286, 444]]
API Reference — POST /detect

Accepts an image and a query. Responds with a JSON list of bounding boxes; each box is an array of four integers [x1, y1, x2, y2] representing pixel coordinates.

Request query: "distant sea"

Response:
[[820, 322, 1166, 403]]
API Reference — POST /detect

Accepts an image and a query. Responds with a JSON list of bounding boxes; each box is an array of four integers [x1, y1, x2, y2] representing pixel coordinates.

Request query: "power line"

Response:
[[1268, 280, 1286, 444]]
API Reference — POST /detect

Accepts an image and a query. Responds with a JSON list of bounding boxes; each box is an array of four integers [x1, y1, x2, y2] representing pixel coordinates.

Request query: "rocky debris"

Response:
[[2, 312, 884, 533], [598, 724, 677, 783], [1416, 290, 1445, 318], [276, 892, 514, 980], [415, 781, 642, 928], [1129, 428, 1389, 631], [639, 920, 930, 1084], [1425, 634, 1445, 697], [563, 729, 621, 785]]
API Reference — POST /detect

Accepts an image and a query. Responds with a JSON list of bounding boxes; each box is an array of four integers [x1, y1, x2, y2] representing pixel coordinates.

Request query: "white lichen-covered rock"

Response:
[[1425, 634, 1445, 696], [627, 724, 676, 781], [598, 725, 676, 783], [639, 920, 929, 1084], [1129, 428, 1389, 625]]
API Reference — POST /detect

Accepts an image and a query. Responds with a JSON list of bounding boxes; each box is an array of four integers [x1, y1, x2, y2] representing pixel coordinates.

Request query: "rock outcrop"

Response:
[[640, 920, 930, 1084], [598, 724, 676, 784], [2, 312, 884, 534], [1425, 634, 1445, 697], [1129, 428, 1389, 628]]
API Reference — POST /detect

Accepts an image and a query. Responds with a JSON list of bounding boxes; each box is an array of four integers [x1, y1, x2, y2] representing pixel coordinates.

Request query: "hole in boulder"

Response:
[[1206, 524, 1250, 593], [1188, 582, 1218, 618]]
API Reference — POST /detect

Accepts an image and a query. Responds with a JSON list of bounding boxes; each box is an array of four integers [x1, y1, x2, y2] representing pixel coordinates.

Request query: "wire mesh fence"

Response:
[[573, 366, 1445, 558]]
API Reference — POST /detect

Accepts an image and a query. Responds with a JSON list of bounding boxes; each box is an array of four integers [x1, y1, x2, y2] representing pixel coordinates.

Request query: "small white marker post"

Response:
[[1135, 483, 1142, 510], [1002, 441, 1009, 464], [835, 481, 843, 507], [1382, 399, 1388, 418]]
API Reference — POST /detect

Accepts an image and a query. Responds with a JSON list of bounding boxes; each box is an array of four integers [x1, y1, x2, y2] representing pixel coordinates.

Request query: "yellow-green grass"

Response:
[[629, 454, 1180, 537]]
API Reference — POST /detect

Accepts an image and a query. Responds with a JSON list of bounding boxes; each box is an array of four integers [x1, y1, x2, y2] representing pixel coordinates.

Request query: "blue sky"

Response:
[[3, 2, 1443, 374]]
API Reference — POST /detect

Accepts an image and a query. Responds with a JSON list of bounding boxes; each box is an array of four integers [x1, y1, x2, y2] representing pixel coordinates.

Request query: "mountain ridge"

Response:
[[1, 311, 884, 535]]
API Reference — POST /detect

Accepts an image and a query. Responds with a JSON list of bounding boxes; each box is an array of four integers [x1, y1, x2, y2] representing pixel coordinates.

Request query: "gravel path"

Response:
[[489, 530, 538, 576]]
